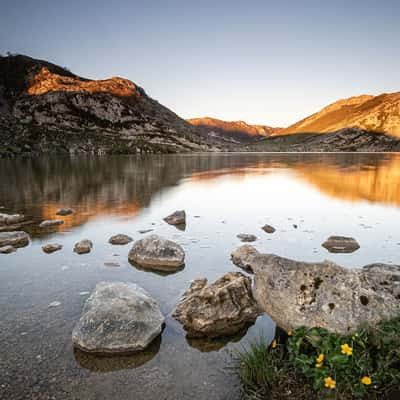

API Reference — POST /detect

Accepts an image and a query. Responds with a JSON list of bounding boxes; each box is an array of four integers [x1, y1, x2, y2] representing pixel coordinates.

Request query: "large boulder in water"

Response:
[[128, 234, 185, 272], [231, 246, 400, 334], [0, 231, 30, 248], [72, 282, 164, 354], [173, 272, 259, 338]]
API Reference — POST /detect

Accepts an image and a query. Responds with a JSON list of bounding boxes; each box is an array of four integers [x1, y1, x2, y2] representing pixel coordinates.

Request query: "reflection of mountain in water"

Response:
[[0, 153, 399, 234]]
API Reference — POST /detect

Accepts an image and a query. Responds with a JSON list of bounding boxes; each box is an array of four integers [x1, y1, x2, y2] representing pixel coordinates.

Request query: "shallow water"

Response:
[[1, 153, 400, 400]]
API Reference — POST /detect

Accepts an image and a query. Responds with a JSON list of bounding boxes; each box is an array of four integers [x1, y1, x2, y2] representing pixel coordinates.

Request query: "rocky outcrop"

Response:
[[39, 219, 64, 228], [109, 234, 133, 245], [0, 213, 25, 225], [128, 234, 185, 272], [163, 210, 186, 226], [231, 244, 259, 273], [0, 231, 29, 247], [42, 243, 63, 253], [231, 246, 400, 334], [322, 236, 360, 253], [0, 55, 216, 158], [173, 272, 259, 338], [74, 239, 93, 254], [72, 282, 164, 354]]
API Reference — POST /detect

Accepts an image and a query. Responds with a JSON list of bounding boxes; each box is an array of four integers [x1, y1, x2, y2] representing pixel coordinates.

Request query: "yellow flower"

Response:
[[361, 376, 372, 385], [341, 343, 353, 356], [316, 353, 325, 363], [316, 362, 323, 368], [288, 330, 293, 336], [271, 339, 277, 348], [324, 376, 336, 389]]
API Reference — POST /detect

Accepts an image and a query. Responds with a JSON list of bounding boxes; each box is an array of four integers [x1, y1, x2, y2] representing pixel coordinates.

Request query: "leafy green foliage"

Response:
[[233, 318, 400, 399]]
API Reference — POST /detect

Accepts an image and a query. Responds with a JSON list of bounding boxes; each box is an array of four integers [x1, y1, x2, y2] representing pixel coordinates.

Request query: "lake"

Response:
[[1, 153, 400, 400]]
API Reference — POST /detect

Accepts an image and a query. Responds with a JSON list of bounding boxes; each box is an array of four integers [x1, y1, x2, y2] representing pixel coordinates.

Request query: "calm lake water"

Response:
[[1, 153, 400, 400]]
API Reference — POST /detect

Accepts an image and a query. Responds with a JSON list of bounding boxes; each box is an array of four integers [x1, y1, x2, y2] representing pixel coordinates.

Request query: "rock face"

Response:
[[42, 243, 63, 254], [0, 213, 25, 225], [0, 231, 29, 248], [262, 224, 276, 234], [39, 219, 64, 228], [56, 208, 74, 216], [72, 282, 164, 354], [322, 236, 360, 253], [74, 239, 93, 254], [237, 233, 257, 242], [163, 210, 186, 226], [0, 245, 16, 254], [232, 246, 400, 334], [109, 234, 133, 245], [173, 272, 259, 338], [0, 55, 213, 158], [128, 235, 185, 271]]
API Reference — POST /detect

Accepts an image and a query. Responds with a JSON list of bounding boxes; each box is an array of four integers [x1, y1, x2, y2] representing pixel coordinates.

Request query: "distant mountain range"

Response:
[[187, 117, 282, 143], [0, 54, 399, 156]]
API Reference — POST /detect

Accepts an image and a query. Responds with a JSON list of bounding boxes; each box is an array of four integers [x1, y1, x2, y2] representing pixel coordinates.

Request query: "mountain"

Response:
[[279, 93, 400, 137], [188, 117, 281, 143], [0, 54, 218, 157]]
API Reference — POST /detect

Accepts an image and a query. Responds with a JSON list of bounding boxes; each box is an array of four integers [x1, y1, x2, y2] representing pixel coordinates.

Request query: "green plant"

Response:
[[233, 318, 400, 399]]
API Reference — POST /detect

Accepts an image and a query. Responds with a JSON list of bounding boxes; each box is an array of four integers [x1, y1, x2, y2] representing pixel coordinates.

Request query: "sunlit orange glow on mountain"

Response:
[[27, 67, 139, 97]]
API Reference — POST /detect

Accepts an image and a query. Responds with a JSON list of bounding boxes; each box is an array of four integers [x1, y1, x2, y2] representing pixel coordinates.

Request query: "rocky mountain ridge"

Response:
[[0, 54, 219, 157]]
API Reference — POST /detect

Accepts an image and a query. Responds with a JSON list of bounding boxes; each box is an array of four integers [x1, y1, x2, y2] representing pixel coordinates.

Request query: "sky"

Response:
[[0, 0, 399, 126]]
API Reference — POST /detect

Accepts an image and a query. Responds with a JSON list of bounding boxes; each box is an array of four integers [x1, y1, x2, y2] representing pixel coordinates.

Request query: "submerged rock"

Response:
[[128, 234, 185, 271], [0, 213, 25, 226], [42, 243, 63, 254], [39, 219, 64, 228], [0, 245, 16, 254], [163, 210, 186, 226], [56, 208, 74, 216], [237, 233, 257, 242], [74, 239, 93, 254], [0, 231, 30, 248], [232, 246, 400, 334], [109, 234, 133, 245], [322, 236, 360, 253], [173, 272, 259, 338], [262, 224, 276, 234], [72, 281, 164, 354]]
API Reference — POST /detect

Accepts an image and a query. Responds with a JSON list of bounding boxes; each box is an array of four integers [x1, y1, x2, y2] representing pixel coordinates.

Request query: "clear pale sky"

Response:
[[1, 0, 399, 126]]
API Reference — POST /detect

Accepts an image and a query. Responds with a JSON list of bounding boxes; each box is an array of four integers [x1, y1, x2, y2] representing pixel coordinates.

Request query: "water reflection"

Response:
[[1, 153, 400, 238]]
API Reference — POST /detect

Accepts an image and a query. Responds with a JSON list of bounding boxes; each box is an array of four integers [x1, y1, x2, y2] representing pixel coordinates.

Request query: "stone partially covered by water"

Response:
[[173, 272, 259, 338], [237, 233, 257, 242], [72, 281, 164, 354], [74, 239, 93, 254], [0, 245, 16, 254], [0, 231, 29, 248], [42, 243, 63, 254], [163, 210, 186, 226], [233, 246, 400, 334], [109, 234, 133, 245], [231, 244, 259, 273], [128, 234, 185, 271], [55, 208, 74, 216], [39, 219, 64, 228], [0, 213, 25, 226], [322, 235, 360, 253], [261, 224, 276, 234]]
